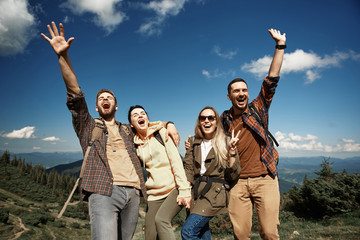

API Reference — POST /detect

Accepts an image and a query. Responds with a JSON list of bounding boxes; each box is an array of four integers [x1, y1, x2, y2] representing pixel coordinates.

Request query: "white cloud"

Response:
[[0, 0, 37, 56], [288, 133, 318, 142], [275, 131, 360, 153], [202, 68, 236, 79], [213, 45, 238, 59], [63, 16, 73, 24], [61, 0, 127, 34], [241, 49, 360, 84], [2, 126, 36, 139], [138, 0, 188, 36], [202, 70, 210, 78], [33, 146, 40, 150], [341, 138, 355, 143], [42, 136, 60, 142]]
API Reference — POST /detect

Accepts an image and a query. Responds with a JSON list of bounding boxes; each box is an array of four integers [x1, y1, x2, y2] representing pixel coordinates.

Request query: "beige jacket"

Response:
[[134, 121, 191, 201]]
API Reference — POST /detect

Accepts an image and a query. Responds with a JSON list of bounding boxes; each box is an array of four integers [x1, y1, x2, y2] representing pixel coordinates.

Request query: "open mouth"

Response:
[[237, 98, 246, 105], [102, 102, 110, 110], [138, 119, 146, 127], [204, 125, 211, 129]]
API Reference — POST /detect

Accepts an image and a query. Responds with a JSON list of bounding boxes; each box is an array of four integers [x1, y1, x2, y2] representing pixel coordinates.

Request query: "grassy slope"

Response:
[[1, 163, 360, 239]]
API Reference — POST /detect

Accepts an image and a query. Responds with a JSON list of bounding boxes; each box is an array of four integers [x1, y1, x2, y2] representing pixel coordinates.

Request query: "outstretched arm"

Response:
[[267, 28, 286, 77], [164, 122, 180, 146], [41, 22, 81, 95]]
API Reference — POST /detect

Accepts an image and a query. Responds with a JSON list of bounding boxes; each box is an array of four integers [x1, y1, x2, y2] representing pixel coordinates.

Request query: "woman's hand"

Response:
[[184, 135, 191, 150], [228, 129, 240, 154], [177, 196, 192, 209]]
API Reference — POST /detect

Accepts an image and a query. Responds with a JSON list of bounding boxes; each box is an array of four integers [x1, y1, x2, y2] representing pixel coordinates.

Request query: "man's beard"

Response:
[[98, 105, 116, 120]]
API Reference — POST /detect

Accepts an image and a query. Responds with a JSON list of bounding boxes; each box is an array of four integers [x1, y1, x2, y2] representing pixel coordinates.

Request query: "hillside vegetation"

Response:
[[0, 151, 359, 239]]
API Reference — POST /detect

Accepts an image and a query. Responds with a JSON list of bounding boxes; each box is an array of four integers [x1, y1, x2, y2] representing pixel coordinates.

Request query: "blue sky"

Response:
[[1, 0, 360, 158]]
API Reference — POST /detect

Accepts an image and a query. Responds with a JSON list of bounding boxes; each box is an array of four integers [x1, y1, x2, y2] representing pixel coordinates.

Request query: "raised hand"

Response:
[[228, 129, 240, 153], [41, 22, 74, 56], [268, 28, 286, 45]]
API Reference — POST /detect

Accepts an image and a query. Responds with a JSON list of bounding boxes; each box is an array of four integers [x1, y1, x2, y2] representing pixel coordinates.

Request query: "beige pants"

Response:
[[228, 175, 280, 240]]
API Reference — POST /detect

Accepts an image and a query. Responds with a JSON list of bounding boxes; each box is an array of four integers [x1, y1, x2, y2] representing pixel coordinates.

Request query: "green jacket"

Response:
[[183, 137, 241, 217]]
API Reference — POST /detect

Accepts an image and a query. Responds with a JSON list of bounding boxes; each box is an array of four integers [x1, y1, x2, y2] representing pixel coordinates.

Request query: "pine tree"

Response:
[[286, 159, 360, 218], [11, 155, 18, 167], [314, 157, 336, 182], [1, 150, 10, 164]]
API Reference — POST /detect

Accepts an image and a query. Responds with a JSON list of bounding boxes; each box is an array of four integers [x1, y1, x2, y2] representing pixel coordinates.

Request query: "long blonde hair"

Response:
[[194, 106, 228, 168]]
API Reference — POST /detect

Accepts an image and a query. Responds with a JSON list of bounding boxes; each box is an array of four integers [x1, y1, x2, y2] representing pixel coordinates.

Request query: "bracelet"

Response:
[[230, 153, 236, 157], [275, 44, 287, 49], [166, 121, 174, 128]]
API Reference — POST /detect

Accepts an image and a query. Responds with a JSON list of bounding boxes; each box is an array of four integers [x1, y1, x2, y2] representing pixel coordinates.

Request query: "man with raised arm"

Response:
[[220, 29, 286, 240], [41, 22, 180, 240]]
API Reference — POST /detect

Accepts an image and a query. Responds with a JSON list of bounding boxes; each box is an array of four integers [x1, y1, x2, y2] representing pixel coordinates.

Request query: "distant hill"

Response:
[[3, 150, 359, 194], [47, 159, 300, 193], [46, 159, 82, 176], [278, 156, 360, 186], [279, 156, 360, 172], [0, 150, 82, 169]]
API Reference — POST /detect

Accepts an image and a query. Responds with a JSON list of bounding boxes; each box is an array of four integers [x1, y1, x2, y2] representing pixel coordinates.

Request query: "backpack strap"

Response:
[[57, 118, 105, 218], [153, 130, 165, 146], [248, 102, 279, 147]]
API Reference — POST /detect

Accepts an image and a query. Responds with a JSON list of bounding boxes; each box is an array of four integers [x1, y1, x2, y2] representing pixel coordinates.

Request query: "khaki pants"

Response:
[[145, 188, 182, 240], [228, 175, 280, 240]]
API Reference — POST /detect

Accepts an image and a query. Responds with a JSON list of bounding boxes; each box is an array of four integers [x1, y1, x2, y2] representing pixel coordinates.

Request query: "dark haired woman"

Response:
[[128, 105, 191, 240]]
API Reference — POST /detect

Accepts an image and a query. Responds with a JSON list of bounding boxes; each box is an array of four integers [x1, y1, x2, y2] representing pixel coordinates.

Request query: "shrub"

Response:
[[284, 160, 360, 219], [0, 208, 10, 223], [22, 209, 54, 227], [53, 220, 66, 228], [71, 222, 81, 229], [210, 212, 233, 235]]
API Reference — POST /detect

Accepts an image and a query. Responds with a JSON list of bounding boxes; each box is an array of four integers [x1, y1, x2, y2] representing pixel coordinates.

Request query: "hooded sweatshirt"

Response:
[[134, 121, 191, 201]]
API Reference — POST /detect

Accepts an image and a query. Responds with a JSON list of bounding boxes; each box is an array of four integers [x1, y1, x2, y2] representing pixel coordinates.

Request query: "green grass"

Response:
[[1, 163, 360, 239], [2, 189, 360, 239]]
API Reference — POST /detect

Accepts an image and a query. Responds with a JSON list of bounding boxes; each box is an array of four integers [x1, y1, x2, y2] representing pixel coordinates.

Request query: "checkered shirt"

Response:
[[220, 77, 280, 176], [66, 92, 148, 200]]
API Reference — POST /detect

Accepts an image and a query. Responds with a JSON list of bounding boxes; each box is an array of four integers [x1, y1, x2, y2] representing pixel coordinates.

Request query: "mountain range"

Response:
[[2, 150, 359, 193]]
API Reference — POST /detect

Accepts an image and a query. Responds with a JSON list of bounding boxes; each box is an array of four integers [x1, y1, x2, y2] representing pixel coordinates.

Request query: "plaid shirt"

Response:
[[66, 92, 147, 200], [220, 77, 280, 176]]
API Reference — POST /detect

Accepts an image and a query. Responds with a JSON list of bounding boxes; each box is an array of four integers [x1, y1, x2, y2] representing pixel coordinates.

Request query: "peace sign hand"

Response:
[[228, 129, 240, 154]]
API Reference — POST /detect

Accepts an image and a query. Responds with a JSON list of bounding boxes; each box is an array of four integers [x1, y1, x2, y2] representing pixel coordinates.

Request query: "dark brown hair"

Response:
[[227, 78, 248, 94]]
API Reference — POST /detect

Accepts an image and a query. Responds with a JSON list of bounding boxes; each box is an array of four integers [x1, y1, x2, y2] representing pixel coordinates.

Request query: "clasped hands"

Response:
[[177, 196, 192, 209]]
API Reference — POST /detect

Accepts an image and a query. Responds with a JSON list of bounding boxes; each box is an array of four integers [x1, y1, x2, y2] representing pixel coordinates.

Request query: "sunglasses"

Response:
[[199, 115, 216, 122]]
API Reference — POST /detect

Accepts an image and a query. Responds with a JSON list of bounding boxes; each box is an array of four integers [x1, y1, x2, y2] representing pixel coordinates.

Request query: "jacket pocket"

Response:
[[203, 182, 228, 208]]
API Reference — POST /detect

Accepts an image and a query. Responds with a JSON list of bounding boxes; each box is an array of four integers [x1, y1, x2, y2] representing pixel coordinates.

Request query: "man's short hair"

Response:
[[96, 89, 117, 105], [227, 78, 248, 94]]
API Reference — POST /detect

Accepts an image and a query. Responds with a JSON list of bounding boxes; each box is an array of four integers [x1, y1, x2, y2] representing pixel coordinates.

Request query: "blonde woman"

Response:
[[181, 106, 241, 239]]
